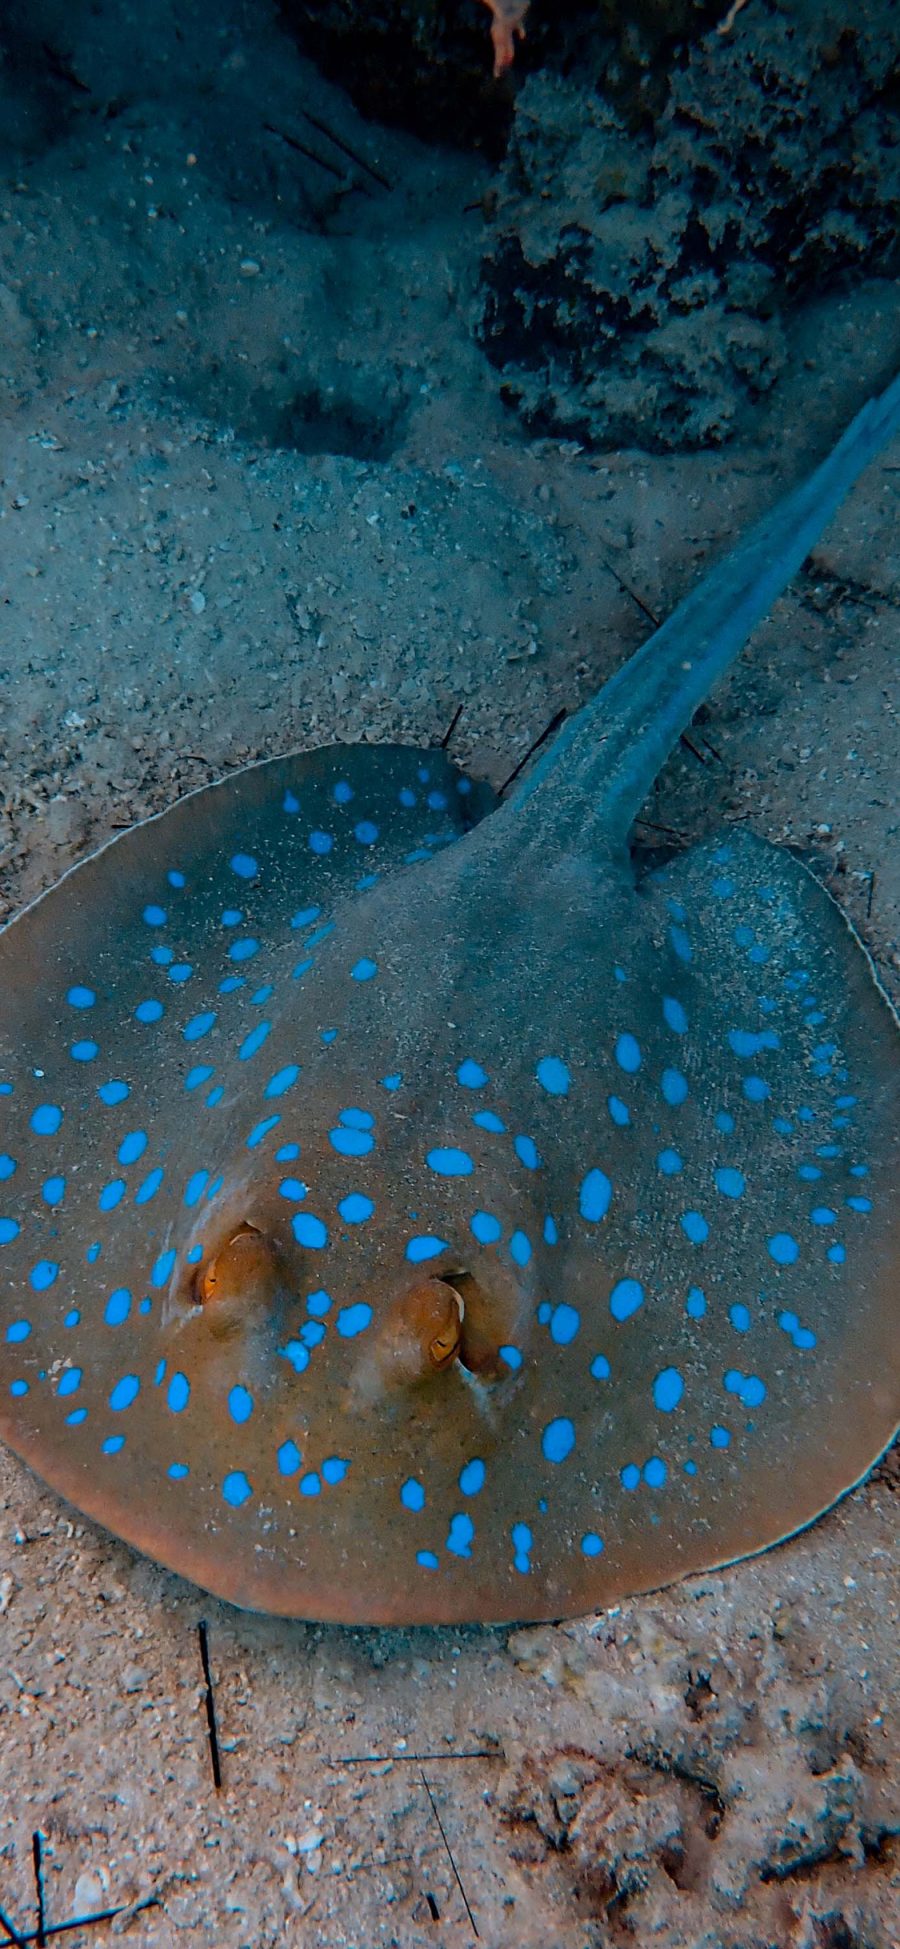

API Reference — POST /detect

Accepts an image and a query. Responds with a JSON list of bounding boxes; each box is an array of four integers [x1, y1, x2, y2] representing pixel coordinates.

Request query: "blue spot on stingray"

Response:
[[183, 1011, 217, 1046], [292, 1213, 328, 1249], [681, 1211, 709, 1244], [281, 1173, 309, 1198], [401, 1478, 425, 1511], [590, 1354, 611, 1380], [661, 1068, 688, 1107], [550, 1304, 580, 1345], [730, 1303, 752, 1332], [399, 787, 416, 808], [152, 946, 174, 967], [152, 1248, 177, 1287], [847, 1195, 872, 1212], [729, 1028, 780, 1058], [610, 1278, 643, 1322], [473, 1110, 505, 1133], [168, 1464, 189, 1481], [67, 985, 95, 1009], [229, 1385, 253, 1424], [330, 1128, 374, 1158], [447, 1512, 474, 1558], [471, 1211, 501, 1245], [230, 853, 258, 880], [536, 1057, 570, 1096], [351, 957, 377, 981], [322, 1457, 349, 1485], [135, 1167, 164, 1205], [168, 869, 186, 887], [715, 1167, 745, 1198], [70, 1040, 99, 1062], [277, 1441, 301, 1476], [98, 1180, 126, 1211], [309, 829, 332, 855], [406, 1235, 447, 1263], [0, 1219, 20, 1244], [685, 1286, 707, 1318], [333, 780, 354, 804], [102, 1436, 125, 1455], [185, 1065, 214, 1092], [247, 1114, 280, 1147], [743, 1076, 770, 1102], [135, 999, 164, 1024], [229, 937, 260, 965], [543, 1215, 559, 1245], [143, 905, 166, 926], [382, 1072, 402, 1091], [427, 1147, 474, 1178], [459, 1459, 485, 1496], [657, 1149, 682, 1176], [338, 1193, 374, 1225], [64, 1310, 80, 1328], [184, 1170, 209, 1208], [104, 1288, 131, 1327], [615, 1033, 641, 1073], [306, 1290, 331, 1318], [30, 1261, 58, 1291], [510, 1230, 531, 1266], [511, 1522, 532, 1573], [514, 1135, 541, 1170], [280, 1341, 310, 1374], [542, 1417, 575, 1464], [57, 1368, 82, 1397], [168, 964, 193, 984], [669, 925, 693, 963], [607, 1095, 630, 1126], [43, 1176, 66, 1206], [582, 1532, 604, 1557], [222, 1471, 252, 1508], [500, 1345, 523, 1370], [714, 1112, 734, 1135], [457, 1060, 488, 1088], [653, 1368, 683, 1412], [579, 1170, 612, 1222], [264, 1066, 300, 1103], [301, 1473, 321, 1497], [291, 906, 320, 930], [768, 1232, 799, 1265], [6, 1320, 30, 1343], [168, 1373, 190, 1413], [30, 1104, 62, 1135], [339, 1108, 374, 1130], [811, 1207, 837, 1226], [354, 820, 378, 845], [335, 1302, 373, 1340], [0, 1156, 15, 1180], [644, 1456, 667, 1487], [621, 1463, 640, 1490], [118, 1131, 147, 1167], [239, 1021, 271, 1061], [663, 997, 688, 1035], [109, 1375, 139, 1412], [417, 1550, 439, 1570]]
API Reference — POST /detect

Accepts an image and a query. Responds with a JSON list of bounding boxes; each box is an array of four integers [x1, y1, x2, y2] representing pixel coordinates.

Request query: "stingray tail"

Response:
[[509, 371, 900, 844]]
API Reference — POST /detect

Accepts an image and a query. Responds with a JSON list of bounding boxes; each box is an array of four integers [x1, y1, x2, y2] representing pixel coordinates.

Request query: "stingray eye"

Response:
[[428, 1285, 464, 1369], [196, 1222, 264, 1306]]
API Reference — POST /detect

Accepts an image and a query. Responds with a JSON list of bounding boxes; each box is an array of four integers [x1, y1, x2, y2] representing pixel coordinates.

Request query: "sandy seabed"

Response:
[[0, 2, 897, 1944]]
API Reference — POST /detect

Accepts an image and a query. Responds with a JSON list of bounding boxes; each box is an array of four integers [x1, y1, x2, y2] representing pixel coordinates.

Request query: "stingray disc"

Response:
[[0, 744, 897, 1624]]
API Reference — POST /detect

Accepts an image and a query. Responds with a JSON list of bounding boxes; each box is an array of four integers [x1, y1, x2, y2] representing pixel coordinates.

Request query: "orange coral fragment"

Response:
[[479, 0, 529, 78]]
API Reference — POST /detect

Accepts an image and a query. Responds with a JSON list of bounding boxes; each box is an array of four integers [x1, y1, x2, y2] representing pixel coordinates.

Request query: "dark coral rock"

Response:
[[479, 2, 900, 450]]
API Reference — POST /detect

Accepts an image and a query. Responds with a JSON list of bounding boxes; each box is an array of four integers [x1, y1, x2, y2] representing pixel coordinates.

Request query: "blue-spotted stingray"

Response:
[[1, 381, 899, 1624]]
